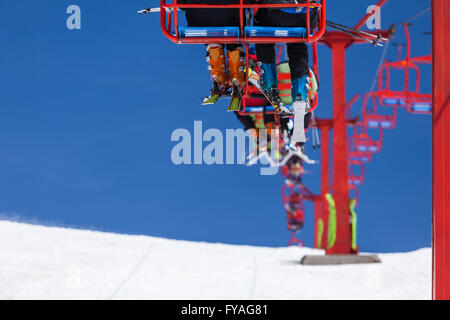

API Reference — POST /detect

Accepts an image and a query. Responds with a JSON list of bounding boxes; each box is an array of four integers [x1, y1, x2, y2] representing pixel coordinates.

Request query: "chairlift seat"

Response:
[[348, 178, 362, 185], [178, 26, 240, 38], [366, 116, 395, 129], [381, 97, 407, 107], [349, 153, 372, 163], [410, 101, 432, 113], [245, 26, 308, 38]]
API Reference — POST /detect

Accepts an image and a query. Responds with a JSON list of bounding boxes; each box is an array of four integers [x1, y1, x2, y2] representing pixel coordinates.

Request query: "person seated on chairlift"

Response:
[[253, 0, 319, 143], [179, 0, 246, 98]]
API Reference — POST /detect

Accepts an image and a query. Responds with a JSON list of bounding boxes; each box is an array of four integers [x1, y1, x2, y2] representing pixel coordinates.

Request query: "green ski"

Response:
[[202, 94, 222, 105], [227, 97, 241, 111]]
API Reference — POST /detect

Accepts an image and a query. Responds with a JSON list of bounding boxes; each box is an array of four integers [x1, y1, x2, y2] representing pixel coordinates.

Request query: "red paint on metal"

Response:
[[432, 0, 450, 301], [159, 0, 327, 45], [320, 124, 331, 250], [327, 41, 352, 254], [374, 24, 432, 114], [313, 197, 321, 248]]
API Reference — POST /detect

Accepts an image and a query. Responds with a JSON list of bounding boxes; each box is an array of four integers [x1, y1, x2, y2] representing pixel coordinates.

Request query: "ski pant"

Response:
[[254, 9, 318, 80], [182, 0, 241, 51]]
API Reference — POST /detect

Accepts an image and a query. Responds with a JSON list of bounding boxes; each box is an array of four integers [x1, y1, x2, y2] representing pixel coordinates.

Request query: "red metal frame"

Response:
[[281, 179, 320, 247], [155, 1, 327, 116], [159, 1, 326, 113], [316, 119, 331, 249], [432, 0, 450, 301], [328, 40, 351, 254], [363, 93, 397, 130], [348, 159, 365, 186], [348, 150, 373, 163], [374, 24, 432, 114], [352, 122, 383, 154], [159, 0, 326, 45]]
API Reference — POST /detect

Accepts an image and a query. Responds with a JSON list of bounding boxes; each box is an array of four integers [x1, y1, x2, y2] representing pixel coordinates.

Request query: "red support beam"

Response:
[[318, 25, 389, 256], [432, 0, 450, 301], [328, 41, 352, 254], [314, 199, 321, 248], [320, 126, 331, 249]]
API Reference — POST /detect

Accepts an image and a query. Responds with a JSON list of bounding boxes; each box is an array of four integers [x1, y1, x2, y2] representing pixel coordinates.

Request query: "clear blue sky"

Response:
[[0, 0, 432, 252]]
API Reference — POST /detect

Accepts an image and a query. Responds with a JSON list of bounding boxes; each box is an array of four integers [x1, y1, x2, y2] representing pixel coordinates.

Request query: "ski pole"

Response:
[[327, 20, 389, 42], [326, 22, 384, 47], [327, 22, 383, 46], [138, 7, 173, 14]]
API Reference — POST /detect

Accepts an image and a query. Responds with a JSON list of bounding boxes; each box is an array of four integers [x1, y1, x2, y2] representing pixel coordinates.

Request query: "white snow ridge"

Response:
[[0, 221, 431, 300]]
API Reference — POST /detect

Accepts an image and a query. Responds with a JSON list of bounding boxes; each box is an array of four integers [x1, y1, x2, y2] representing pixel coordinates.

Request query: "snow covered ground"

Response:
[[0, 220, 431, 300]]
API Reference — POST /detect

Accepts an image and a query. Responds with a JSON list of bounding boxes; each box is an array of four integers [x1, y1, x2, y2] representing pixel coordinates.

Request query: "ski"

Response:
[[227, 97, 241, 111], [227, 80, 242, 112], [248, 68, 293, 117], [202, 81, 229, 106], [202, 93, 222, 105]]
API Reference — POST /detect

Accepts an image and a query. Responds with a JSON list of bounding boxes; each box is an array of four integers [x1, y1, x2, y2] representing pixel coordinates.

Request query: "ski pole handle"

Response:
[[138, 7, 173, 14]]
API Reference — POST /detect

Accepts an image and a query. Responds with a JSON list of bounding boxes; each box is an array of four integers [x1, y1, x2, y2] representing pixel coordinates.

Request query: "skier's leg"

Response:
[[183, 0, 240, 27], [254, 8, 278, 91], [183, 1, 241, 96], [287, 43, 309, 102], [254, 43, 287, 113], [253, 9, 289, 112], [225, 44, 241, 52], [285, 39, 309, 143]]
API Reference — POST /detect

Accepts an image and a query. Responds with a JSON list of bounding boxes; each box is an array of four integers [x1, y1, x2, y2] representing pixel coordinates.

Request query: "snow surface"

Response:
[[0, 220, 431, 300]]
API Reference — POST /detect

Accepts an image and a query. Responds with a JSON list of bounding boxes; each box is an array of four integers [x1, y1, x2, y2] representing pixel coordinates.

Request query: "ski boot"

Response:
[[291, 74, 310, 143], [227, 47, 245, 93], [226, 47, 245, 111], [203, 45, 229, 105], [260, 63, 292, 117]]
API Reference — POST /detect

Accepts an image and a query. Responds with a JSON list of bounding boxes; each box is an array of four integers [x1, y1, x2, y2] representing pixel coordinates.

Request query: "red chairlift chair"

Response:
[[348, 150, 373, 163], [363, 93, 397, 130], [351, 121, 383, 154], [154, 0, 326, 114], [375, 23, 432, 114], [281, 183, 317, 246], [158, 0, 326, 45], [348, 159, 365, 187]]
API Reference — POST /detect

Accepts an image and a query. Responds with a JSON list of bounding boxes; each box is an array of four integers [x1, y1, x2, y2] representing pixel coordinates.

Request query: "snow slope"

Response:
[[0, 221, 431, 300]]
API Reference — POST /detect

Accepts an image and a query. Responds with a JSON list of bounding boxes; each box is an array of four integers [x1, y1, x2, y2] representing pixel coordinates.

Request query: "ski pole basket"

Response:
[[159, 0, 327, 45]]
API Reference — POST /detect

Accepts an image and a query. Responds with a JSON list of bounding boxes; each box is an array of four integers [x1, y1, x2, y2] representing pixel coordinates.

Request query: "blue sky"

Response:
[[0, 1, 432, 252]]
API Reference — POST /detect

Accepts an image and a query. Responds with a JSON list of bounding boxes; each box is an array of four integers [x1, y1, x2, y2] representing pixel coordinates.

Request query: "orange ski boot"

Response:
[[227, 46, 245, 97], [206, 44, 229, 94]]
